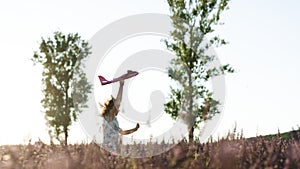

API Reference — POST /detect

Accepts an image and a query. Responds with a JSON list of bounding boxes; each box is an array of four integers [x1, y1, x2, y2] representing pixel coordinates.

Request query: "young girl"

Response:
[[100, 80, 139, 152]]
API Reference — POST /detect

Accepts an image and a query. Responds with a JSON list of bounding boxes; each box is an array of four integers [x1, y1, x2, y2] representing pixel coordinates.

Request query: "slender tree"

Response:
[[32, 31, 92, 145], [164, 0, 234, 142]]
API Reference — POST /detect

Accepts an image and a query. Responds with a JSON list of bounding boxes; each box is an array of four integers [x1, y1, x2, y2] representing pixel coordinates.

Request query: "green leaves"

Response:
[[164, 0, 232, 141], [164, 87, 182, 120], [32, 31, 92, 145]]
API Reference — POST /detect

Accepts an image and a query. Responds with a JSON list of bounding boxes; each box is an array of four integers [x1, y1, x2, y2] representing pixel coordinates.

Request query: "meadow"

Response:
[[0, 130, 299, 169]]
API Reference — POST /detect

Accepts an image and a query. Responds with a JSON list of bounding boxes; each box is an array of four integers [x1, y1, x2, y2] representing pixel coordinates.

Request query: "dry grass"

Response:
[[1, 132, 300, 169]]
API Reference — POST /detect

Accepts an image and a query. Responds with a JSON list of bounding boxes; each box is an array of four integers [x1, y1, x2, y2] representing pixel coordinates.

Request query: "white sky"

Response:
[[0, 0, 300, 145]]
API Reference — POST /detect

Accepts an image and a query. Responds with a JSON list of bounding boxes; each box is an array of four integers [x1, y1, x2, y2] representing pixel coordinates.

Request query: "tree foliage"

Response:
[[164, 0, 234, 141], [32, 31, 92, 145]]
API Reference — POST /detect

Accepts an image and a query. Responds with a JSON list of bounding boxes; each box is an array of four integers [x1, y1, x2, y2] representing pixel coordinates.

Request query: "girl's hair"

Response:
[[100, 96, 116, 117]]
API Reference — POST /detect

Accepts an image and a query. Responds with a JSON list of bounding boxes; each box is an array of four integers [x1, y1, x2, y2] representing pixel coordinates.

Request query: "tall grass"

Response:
[[0, 131, 299, 169]]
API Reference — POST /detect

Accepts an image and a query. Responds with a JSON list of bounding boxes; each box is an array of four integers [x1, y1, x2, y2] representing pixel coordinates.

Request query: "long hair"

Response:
[[100, 96, 117, 117]]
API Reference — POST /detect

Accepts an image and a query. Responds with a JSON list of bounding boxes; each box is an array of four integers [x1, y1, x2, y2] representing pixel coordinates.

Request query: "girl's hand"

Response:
[[120, 80, 124, 86], [135, 123, 140, 130]]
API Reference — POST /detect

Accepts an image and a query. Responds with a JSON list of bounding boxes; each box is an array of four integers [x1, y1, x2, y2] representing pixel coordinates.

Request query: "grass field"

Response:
[[0, 130, 299, 169]]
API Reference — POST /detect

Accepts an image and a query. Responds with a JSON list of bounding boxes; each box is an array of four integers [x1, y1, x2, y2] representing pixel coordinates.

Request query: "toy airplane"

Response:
[[98, 70, 139, 85]]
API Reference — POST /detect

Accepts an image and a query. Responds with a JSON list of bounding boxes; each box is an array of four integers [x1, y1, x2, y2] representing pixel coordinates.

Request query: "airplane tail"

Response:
[[98, 75, 111, 85]]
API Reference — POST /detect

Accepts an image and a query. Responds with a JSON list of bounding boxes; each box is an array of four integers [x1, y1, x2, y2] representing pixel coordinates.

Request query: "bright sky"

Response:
[[0, 0, 300, 145]]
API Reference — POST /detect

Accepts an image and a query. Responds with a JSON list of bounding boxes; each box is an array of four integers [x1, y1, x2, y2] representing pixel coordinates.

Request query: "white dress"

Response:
[[102, 113, 120, 152]]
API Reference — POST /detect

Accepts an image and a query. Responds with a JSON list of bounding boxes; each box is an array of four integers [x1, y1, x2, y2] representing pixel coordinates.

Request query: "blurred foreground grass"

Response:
[[0, 130, 300, 169]]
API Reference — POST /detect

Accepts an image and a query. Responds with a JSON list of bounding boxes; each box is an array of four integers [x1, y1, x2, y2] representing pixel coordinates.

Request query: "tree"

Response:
[[164, 0, 234, 142], [32, 31, 92, 145]]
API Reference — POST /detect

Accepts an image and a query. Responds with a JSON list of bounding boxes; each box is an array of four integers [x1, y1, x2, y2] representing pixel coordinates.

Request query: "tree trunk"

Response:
[[64, 85, 69, 146], [64, 127, 68, 146], [187, 67, 194, 143], [189, 126, 194, 143]]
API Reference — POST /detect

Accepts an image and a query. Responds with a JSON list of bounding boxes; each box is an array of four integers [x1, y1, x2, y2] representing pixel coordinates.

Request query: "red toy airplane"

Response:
[[98, 70, 139, 85]]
